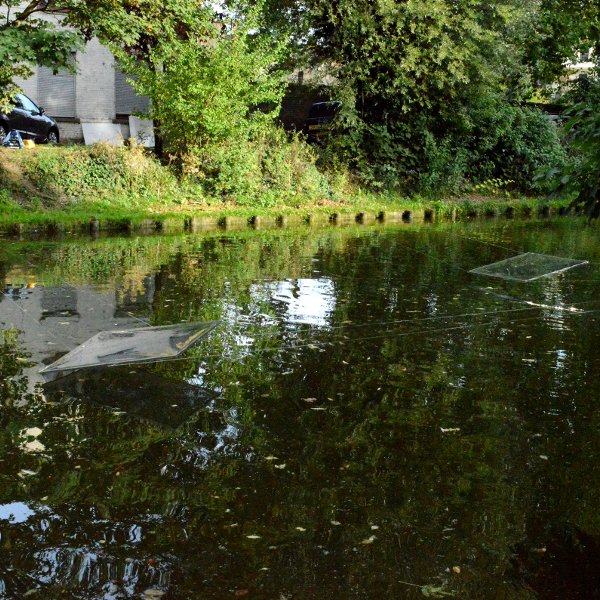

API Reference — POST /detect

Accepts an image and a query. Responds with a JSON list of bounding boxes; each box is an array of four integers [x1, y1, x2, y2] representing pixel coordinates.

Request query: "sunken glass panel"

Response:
[[470, 252, 588, 282], [40, 321, 219, 374]]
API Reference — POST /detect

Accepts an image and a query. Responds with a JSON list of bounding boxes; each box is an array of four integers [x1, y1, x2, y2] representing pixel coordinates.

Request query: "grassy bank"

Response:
[[0, 144, 571, 233]]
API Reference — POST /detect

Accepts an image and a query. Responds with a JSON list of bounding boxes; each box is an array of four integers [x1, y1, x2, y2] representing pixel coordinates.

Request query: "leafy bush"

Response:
[[418, 132, 470, 196], [322, 95, 566, 197], [23, 144, 177, 204], [109, 2, 334, 207], [463, 99, 567, 192], [184, 127, 330, 206], [539, 103, 600, 217]]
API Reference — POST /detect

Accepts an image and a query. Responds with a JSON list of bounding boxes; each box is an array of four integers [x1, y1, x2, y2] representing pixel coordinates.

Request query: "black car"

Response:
[[0, 93, 59, 144], [303, 101, 341, 142]]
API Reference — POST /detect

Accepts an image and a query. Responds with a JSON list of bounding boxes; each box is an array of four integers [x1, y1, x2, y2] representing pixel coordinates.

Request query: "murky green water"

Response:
[[1, 218, 600, 599]]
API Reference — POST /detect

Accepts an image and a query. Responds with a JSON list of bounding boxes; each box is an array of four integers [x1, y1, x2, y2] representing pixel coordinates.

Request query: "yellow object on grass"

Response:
[[23, 139, 35, 149]]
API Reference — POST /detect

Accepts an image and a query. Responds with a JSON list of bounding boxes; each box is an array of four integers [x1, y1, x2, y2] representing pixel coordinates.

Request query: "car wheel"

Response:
[[0, 123, 8, 139], [46, 129, 59, 145]]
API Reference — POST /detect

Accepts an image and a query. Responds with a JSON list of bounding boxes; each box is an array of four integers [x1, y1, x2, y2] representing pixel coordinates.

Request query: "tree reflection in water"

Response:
[[0, 220, 599, 598]]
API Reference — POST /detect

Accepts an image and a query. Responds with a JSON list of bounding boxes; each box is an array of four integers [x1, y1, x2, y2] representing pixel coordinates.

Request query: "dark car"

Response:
[[303, 101, 341, 142], [0, 93, 59, 144]]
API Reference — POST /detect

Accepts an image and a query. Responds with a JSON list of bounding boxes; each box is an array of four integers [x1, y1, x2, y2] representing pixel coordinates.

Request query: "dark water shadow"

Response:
[[43, 366, 217, 429]]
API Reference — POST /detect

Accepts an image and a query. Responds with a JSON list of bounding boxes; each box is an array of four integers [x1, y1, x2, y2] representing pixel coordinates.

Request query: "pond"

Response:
[[0, 218, 600, 599]]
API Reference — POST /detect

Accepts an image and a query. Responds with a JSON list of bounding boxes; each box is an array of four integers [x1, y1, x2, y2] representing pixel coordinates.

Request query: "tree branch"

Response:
[[12, 0, 45, 25]]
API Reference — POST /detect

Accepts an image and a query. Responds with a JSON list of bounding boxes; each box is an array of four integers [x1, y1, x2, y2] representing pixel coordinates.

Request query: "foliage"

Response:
[[112, 2, 285, 150], [319, 96, 565, 196], [0, 143, 336, 209], [21, 144, 177, 204], [461, 101, 567, 193], [260, 0, 566, 195], [101, 0, 331, 205], [0, 2, 82, 109], [184, 128, 330, 206], [523, 0, 600, 85], [534, 77, 600, 217], [539, 103, 600, 217]]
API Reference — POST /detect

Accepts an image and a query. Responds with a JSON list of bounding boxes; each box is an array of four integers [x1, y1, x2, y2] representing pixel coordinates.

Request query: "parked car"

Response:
[[0, 93, 59, 144], [303, 101, 341, 143]]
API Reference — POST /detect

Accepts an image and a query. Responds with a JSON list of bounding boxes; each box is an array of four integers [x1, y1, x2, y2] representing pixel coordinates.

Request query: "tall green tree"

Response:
[[261, 0, 563, 193], [524, 0, 600, 85], [108, 1, 287, 157]]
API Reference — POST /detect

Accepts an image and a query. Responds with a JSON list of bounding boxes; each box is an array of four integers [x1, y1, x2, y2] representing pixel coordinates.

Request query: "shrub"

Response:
[[183, 127, 330, 206], [320, 92, 566, 197], [23, 144, 177, 204], [418, 132, 470, 196], [464, 99, 567, 192]]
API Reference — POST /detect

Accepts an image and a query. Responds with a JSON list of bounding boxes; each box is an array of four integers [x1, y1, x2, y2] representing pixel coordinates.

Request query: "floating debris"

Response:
[[361, 535, 376, 545]]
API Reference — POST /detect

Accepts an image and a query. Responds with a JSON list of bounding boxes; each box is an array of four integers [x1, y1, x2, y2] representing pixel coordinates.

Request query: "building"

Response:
[[16, 38, 150, 143]]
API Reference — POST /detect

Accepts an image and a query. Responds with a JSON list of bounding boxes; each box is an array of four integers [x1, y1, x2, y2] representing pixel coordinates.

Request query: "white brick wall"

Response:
[[74, 39, 116, 121], [15, 37, 117, 124]]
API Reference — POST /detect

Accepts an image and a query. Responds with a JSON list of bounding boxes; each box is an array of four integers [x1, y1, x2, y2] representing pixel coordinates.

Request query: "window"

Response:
[[16, 94, 40, 114]]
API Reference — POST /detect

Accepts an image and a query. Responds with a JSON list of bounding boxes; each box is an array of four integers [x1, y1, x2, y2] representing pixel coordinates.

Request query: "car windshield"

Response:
[[307, 102, 341, 119], [16, 94, 40, 114]]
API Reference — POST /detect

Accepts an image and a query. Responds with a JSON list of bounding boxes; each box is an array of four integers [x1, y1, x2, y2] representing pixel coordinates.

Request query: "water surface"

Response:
[[1, 218, 600, 599]]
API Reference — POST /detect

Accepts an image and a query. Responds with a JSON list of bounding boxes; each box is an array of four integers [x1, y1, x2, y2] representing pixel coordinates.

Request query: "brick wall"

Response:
[[74, 39, 116, 122]]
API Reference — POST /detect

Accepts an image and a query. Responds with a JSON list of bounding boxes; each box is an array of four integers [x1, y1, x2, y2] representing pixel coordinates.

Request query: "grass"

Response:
[[0, 144, 572, 230]]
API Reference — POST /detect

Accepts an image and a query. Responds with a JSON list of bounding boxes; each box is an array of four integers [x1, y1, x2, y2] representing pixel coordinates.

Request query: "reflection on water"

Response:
[[0, 219, 600, 598]]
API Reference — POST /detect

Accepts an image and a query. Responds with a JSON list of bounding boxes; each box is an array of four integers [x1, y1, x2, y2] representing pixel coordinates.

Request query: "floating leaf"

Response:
[[295, 527, 306, 532], [421, 584, 454, 597], [440, 428, 460, 434], [143, 590, 166, 599], [274, 463, 287, 470], [246, 534, 261, 540], [361, 535, 376, 544], [18, 470, 37, 478]]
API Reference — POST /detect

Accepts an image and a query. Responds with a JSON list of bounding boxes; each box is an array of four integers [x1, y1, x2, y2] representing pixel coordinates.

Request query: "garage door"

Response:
[[115, 69, 150, 116], [38, 65, 76, 119]]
